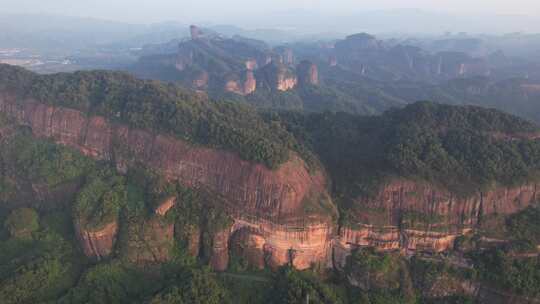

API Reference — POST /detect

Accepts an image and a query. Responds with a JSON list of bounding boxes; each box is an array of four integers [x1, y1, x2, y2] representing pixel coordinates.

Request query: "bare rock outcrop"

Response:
[[257, 63, 298, 91], [75, 221, 118, 260], [0, 93, 332, 267], [334, 178, 538, 266], [297, 60, 319, 86], [155, 196, 177, 216], [224, 70, 257, 95]]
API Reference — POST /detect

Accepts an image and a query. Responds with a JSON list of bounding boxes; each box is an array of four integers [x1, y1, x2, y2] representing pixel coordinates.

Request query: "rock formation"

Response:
[[210, 216, 334, 271], [334, 179, 538, 266], [75, 221, 118, 260], [192, 71, 209, 89], [275, 47, 294, 66], [0, 93, 332, 269], [1, 93, 538, 272], [155, 196, 177, 216], [297, 60, 319, 86], [245, 59, 258, 71], [224, 70, 257, 95], [257, 62, 298, 91]]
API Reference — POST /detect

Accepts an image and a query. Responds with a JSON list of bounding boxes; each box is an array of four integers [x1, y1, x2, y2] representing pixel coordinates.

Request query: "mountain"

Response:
[[0, 65, 539, 303], [130, 26, 540, 120]]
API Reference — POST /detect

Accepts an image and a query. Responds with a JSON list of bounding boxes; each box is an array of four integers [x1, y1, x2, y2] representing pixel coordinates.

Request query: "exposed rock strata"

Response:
[[210, 216, 334, 271], [0, 94, 326, 221], [0, 93, 331, 266], [257, 63, 298, 91], [224, 70, 256, 95], [155, 196, 177, 216], [297, 60, 319, 86], [75, 221, 118, 260], [334, 179, 538, 266], [1, 94, 538, 271]]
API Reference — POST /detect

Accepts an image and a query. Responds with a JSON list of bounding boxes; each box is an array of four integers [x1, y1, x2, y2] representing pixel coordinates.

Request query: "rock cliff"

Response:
[[334, 179, 538, 266], [212, 216, 334, 271], [0, 92, 333, 268], [257, 62, 298, 91], [1, 93, 538, 272], [224, 70, 257, 95], [297, 60, 319, 86], [75, 221, 118, 260]]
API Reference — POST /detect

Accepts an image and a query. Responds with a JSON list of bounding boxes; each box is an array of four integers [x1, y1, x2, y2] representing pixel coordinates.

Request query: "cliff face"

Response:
[[297, 61, 319, 86], [2, 93, 538, 272], [224, 70, 257, 95], [155, 196, 177, 216], [75, 221, 118, 260], [330, 33, 492, 82], [0, 93, 333, 267], [334, 179, 538, 266], [0, 94, 327, 221], [257, 63, 298, 92], [211, 216, 334, 271]]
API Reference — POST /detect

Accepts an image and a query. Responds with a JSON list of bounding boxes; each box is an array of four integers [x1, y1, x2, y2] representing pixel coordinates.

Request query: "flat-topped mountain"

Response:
[[131, 25, 319, 96]]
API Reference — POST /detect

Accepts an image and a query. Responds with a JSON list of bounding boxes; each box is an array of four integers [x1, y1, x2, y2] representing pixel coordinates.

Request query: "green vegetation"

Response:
[[0, 64, 302, 169], [506, 205, 540, 244], [273, 101, 540, 204], [234, 85, 372, 114], [345, 248, 416, 303], [1, 131, 95, 188], [472, 248, 540, 297], [150, 267, 230, 304], [2, 66, 540, 303], [0, 209, 81, 304], [59, 262, 160, 304], [219, 272, 272, 303], [167, 185, 232, 263], [73, 169, 126, 231], [269, 267, 344, 304], [4, 208, 39, 239]]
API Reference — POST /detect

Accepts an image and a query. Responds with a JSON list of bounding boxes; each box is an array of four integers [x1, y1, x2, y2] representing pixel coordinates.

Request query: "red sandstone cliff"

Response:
[[0, 94, 327, 221], [2, 93, 538, 271], [334, 179, 538, 267], [75, 221, 118, 260], [257, 63, 298, 91], [0, 92, 333, 268], [211, 216, 335, 271], [297, 60, 319, 86], [224, 70, 257, 95]]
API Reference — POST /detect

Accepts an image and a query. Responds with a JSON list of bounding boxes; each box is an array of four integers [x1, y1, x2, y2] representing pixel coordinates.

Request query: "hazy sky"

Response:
[[2, 0, 540, 24]]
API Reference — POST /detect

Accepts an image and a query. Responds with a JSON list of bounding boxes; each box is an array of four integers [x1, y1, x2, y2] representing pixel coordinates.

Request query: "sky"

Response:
[[2, 0, 540, 24]]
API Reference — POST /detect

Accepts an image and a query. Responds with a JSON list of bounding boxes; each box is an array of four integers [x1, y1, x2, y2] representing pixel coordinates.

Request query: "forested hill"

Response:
[[2, 64, 540, 196], [0, 64, 300, 169], [271, 101, 540, 198]]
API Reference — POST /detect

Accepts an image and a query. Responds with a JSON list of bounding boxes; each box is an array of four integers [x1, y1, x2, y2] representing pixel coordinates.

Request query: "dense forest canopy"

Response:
[[270, 101, 540, 199], [3, 64, 540, 200], [0, 64, 299, 169], [2, 63, 540, 197]]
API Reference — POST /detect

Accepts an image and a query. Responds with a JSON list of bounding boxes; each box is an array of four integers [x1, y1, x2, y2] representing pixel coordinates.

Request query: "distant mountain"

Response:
[[131, 26, 535, 117]]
